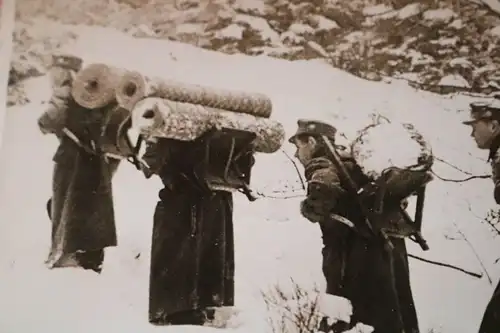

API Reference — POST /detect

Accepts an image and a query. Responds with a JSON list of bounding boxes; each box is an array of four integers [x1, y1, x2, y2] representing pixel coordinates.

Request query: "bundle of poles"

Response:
[[67, 62, 285, 157]]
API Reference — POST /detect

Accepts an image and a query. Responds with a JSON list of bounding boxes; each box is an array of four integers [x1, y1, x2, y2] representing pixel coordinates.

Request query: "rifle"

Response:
[[320, 135, 430, 251]]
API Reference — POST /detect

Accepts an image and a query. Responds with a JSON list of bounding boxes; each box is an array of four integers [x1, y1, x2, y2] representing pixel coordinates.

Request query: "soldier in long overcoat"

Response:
[[140, 133, 254, 326], [38, 55, 120, 273], [462, 101, 500, 333], [289, 119, 424, 333]]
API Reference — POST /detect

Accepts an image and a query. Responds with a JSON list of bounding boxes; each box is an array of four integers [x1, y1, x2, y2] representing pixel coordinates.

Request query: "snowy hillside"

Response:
[[10, 0, 500, 106], [1, 20, 500, 333]]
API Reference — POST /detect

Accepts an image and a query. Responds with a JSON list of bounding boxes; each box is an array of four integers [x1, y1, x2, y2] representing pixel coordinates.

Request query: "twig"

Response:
[[450, 216, 493, 284], [256, 191, 305, 200], [486, 219, 500, 237], [281, 149, 306, 190], [435, 157, 474, 175], [408, 254, 483, 279], [431, 171, 491, 182]]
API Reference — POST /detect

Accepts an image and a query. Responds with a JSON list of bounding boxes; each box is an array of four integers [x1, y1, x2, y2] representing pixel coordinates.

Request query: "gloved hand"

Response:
[[358, 182, 378, 197], [300, 199, 324, 223], [38, 105, 67, 135], [400, 198, 409, 209], [140, 161, 155, 179]]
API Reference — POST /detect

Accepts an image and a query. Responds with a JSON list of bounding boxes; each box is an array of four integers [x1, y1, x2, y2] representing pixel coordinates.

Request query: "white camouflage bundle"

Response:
[[350, 120, 433, 180], [71, 63, 126, 109], [131, 97, 285, 153], [116, 71, 273, 118]]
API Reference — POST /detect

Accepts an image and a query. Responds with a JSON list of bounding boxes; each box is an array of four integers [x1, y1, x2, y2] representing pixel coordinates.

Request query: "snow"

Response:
[[351, 122, 430, 179], [432, 37, 459, 47], [438, 74, 471, 88], [449, 19, 464, 30], [176, 23, 205, 35], [489, 25, 500, 38], [280, 31, 304, 45], [310, 15, 339, 32], [215, 24, 245, 40], [234, 14, 280, 44], [449, 57, 473, 68], [288, 23, 315, 36], [398, 3, 422, 20], [422, 8, 456, 22], [408, 50, 435, 67], [266, 289, 355, 332], [362, 4, 393, 17], [1, 22, 500, 333], [481, 0, 500, 16], [233, 0, 267, 17]]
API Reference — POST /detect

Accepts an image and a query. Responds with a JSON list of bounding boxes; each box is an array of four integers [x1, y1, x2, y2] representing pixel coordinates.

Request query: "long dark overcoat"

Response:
[[477, 147, 500, 333], [300, 155, 420, 333], [142, 139, 237, 324], [39, 88, 120, 267]]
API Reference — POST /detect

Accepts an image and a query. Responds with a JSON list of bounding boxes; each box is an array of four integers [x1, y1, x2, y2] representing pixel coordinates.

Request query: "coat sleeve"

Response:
[[300, 158, 349, 223], [141, 139, 171, 179], [491, 156, 500, 204], [37, 84, 71, 135]]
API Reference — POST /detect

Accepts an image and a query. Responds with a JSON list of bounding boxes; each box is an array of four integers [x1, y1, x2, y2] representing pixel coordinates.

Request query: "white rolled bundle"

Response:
[[71, 63, 125, 109], [115, 71, 273, 118], [131, 97, 285, 154], [350, 121, 433, 180]]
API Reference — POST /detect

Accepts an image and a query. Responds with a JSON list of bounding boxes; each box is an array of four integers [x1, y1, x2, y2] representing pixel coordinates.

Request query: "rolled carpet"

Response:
[[71, 63, 125, 109], [116, 71, 273, 118], [131, 97, 284, 154]]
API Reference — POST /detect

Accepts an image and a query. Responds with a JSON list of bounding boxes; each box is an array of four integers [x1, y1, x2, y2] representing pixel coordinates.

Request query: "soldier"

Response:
[[289, 119, 423, 333], [462, 100, 500, 333], [140, 130, 255, 326], [38, 54, 120, 273]]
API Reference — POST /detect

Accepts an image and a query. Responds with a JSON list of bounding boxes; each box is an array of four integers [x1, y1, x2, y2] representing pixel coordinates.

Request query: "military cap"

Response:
[[51, 53, 83, 72], [462, 99, 500, 125], [288, 119, 337, 143]]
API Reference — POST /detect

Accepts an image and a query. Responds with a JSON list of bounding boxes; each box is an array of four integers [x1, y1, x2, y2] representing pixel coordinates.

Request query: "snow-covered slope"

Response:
[[11, 0, 500, 99], [0, 23, 499, 333]]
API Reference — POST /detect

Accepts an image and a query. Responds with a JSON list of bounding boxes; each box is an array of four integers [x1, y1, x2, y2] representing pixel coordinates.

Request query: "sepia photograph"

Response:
[[1, 0, 500, 332]]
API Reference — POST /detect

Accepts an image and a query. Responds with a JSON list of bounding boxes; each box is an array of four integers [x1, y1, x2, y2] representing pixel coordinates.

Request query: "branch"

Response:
[[280, 149, 306, 190], [431, 157, 491, 182], [434, 157, 474, 176], [432, 171, 491, 182], [408, 254, 483, 279], [450, 214, 493, 284]]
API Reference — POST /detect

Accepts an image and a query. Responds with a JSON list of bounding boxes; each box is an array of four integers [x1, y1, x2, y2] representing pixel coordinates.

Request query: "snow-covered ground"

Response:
[[1, 24, 500, 333]]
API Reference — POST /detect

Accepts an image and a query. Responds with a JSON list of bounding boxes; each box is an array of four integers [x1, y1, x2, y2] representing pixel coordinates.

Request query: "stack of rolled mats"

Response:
[[69, 62, 285, 155]]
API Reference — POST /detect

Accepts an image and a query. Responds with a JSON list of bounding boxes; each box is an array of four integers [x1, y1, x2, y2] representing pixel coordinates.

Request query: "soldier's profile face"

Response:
[[469, 119, 499, 149], [293, 136, 316, 165], [49, 67, 72, 88]]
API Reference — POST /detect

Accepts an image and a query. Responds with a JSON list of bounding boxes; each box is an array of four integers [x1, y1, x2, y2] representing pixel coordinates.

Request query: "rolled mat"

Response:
[[116, 71, 273, 118], [71, 63, 125, 109], [131, 97, 284, 154]]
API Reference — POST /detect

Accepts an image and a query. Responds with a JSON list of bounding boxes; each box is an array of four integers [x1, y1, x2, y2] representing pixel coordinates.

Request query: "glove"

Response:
[[300, 199, 324, 223], [38, 104, 68, 135]]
